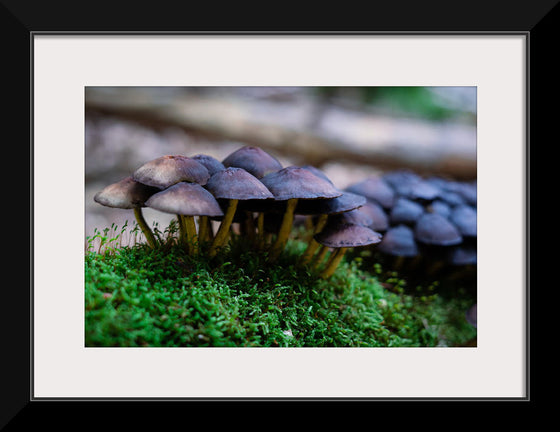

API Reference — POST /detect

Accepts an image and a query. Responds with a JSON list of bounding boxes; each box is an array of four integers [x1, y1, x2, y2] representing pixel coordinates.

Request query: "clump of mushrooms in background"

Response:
[[93, 146, 476, 283]]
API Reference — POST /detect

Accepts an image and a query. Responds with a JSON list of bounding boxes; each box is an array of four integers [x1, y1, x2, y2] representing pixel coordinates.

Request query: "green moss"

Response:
[[85, 225, 476, 347]]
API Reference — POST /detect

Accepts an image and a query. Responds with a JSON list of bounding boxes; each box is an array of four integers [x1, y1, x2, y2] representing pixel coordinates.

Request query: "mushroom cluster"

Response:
[[94, 146, 383, 278], [344, 169, 477, 277], [94, 146, 475, 281]]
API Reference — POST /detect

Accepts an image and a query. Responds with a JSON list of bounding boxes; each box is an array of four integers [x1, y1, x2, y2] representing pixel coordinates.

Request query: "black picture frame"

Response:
[[5, 0, 552, 426]]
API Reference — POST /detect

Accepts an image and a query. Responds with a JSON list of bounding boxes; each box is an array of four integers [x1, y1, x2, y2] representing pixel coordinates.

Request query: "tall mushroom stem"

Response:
[[134, 207, 157, 249], [198, 215, 210, 245], [300, 214, 328, 265], [320, 247, 348, 279], [209, 199, 238, 257], [177, 214, 187, 245], [184, 215, 199, 256], [312, 244, 330, 269], [256, 212, 265, 250], [269, 198, 298, 261]]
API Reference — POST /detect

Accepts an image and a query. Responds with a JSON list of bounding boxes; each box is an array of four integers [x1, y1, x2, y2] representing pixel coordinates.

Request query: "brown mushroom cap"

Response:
[[132, 155, 210, 190], [414, 213, 462, 246], [314, 221, 382, 248], [145, 182, 224, 217], [260, 166, 342, 201], [222, 146, 283, 179], [205, 167, 274, 201], [94, 176, 159, 209]]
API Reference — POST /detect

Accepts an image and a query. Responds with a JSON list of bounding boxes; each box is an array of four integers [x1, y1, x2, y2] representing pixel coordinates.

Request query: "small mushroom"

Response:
[[192, 153, 226, 176], [222, 145, 283, 179], [344, 176, 395, 209], [260, 166, 341, 261], [204, 167, 274, 257], [449, 204, 477, 238], [414, 213, 463, 247], [313, 220, 382, 279], [414, 213, 463, 276], [389, 197, 425, 226], [191, 154, 226, 243], [145, 182, 224, 255], [93, 176, 160, 249], [132, 155, 210, 190], [377, 225, 419, 270], [297, 191, 367, 265]]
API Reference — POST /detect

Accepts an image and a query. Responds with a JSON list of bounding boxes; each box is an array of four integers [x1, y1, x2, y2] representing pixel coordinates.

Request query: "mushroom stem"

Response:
[[269, 198, 298, 261], [133, 207, 157, 249], [300, 214, 328, 265], [198, 215, 210, 245], [209, 199, 238, 257], [177, 214, 187, 244], [244, 211, 256, 244], [184, 215, 198, 256], [320, 247, 348, 279], [256, 212, 265, 249], [312, 244, 331, 269]]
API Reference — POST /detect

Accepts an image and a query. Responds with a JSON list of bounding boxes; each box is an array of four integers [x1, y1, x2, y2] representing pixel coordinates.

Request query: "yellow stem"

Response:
[[209, 199, 238, 257], [312, 245, 331, 269], [269, 198, 298, 261], [320, 247, 348, 279], [300, 214, 328, 265], [184, 215, 198, 256], [134, 207, 157, 249]]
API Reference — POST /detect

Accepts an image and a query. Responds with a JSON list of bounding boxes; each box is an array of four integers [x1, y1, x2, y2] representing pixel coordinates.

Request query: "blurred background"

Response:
[[85, 86, 476, 244]]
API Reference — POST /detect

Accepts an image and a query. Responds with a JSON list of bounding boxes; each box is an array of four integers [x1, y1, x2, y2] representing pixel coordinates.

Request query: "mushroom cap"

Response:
[[414, 213, 463, 246], [359, 200, 390, 232], [205, 167, 274, 200], [378, 225, 419, 257], [295, 191, 366, 215], [383, 170, 440, 202], [314, 221, 382, 248], [222, 146, 283, 179], [389, 197, 425, 226], [449, 204, 477, 237], [132, 155, 210, 189], [447, 245, 477, 266], [260, 166, 342, 201], [344, 176, 395, 209], [301, 165, 334, 184], [426, 199, 452, 218], [145, 182, 224, 217], [192, 154, 226, 176], [93, 176, 159, 209], [331, 208, 373, 227]]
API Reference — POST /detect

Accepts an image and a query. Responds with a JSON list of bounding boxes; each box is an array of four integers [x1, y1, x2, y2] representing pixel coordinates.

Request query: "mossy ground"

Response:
[[85, 223, 477, 347]]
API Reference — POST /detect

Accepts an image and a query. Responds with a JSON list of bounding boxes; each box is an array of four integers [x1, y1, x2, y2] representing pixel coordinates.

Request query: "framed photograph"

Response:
[[5, 0, 548, 423]]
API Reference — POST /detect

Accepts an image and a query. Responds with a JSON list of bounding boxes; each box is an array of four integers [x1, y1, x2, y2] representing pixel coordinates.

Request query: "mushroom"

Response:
[[382, 170, 440, 203], [297, 191, 367, 265], [221, 145, 283, 179], [389, 197, 425, 226], [414, 213, 463, 247], [449, 204, 477, 238], [414, 213, 463, 276], [313, 220, 382, 279], [145, 182, 224, 255], [132, 155, 210, 190], [377, 225, 419, 270], [204, 167, 274, 257], [344, 176, 395, 209], [93, 176, 160, 249], [192, 154, 226, 242], [260, 166, 341, 261]]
